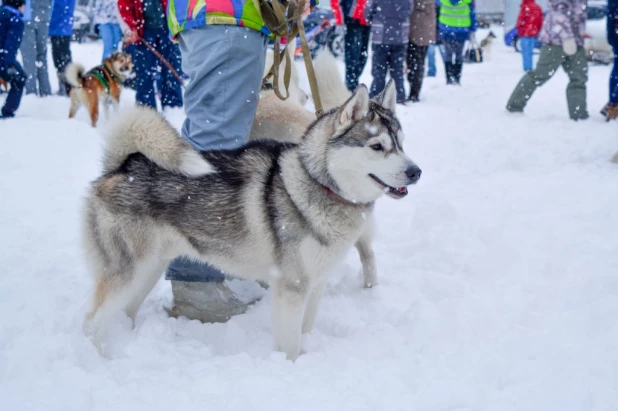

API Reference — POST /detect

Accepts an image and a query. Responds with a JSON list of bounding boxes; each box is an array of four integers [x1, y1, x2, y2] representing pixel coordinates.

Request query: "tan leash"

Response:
[[261, 0, 323, 118], [296, 6, 323, 117]]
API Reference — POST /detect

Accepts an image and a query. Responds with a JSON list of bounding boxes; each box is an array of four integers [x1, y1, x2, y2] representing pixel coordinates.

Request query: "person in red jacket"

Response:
[[516, 0, 543, 71], [118, 0, 182, 110], [332, 0, 370, 91]]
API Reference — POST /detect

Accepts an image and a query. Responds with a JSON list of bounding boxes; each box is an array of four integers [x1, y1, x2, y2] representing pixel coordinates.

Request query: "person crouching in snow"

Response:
[[364, 0, 412, 104], [0, 0, 27, 119], [506, 0, 589, 121], [516, 0, 543, 72]]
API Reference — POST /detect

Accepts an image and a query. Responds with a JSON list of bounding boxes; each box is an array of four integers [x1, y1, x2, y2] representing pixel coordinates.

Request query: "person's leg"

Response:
[[34, 23, 52, 96], [179, 25, 267, 150], [0, 62, 26, 117], [426, 44, 436, 77], [562, 46, 589, 120], [111, 24, 123, 55], [443, 40, 455, 84], [132, 30, 157, 109], [167, 25, 267, 322], [369, 44, 387, 98], [521, 37, 533, 71], [358, 24, 371, 86], [344, 19, 362, 91], [20, 24, 38, 95], [156, 29, 183, 109], [99, 24, 114, 60], [389, 44, 407, 103], [506, 45, 563, 112], [51, 36, 72, 96], [452, 40, 465, 84], [611, 49, 618, 104], [407, 43, 427, 101]]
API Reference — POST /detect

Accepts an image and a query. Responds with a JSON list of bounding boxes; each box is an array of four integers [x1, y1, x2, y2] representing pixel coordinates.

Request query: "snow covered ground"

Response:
[[1, 29, 618, 411]]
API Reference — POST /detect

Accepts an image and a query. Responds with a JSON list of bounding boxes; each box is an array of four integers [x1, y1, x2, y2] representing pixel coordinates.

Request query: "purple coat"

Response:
[[538, 0, 586, 46]]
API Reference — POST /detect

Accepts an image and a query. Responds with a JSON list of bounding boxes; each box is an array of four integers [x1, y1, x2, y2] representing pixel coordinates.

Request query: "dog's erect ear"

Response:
[[375, 80, 397, 112], [339, 85, 370, 126]]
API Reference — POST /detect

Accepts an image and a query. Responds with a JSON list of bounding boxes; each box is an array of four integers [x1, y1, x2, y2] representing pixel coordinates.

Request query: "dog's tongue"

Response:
[[397, 187, 408, 194]]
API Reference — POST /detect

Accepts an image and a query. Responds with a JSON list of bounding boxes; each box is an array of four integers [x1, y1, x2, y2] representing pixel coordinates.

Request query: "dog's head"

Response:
[[105, 52, 134, 80], [300, 80, 421, 204]]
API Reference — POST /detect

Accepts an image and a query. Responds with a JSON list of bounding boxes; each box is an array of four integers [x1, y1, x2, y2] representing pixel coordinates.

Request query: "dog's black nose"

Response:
[[405, 165, 422, 183]]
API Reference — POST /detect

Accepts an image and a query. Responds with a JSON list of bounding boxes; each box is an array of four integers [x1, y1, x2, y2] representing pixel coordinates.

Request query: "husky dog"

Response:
[[251, 51, 387, 290], [480, 31, 497, 60], [82, 80, 421, 360], [65, 52, 134, 127]]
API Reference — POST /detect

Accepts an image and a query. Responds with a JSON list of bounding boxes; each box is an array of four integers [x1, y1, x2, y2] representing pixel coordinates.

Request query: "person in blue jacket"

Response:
[[0, 0, 27, 118], [436, 0, 476, 85], [602, 0, 618, 121], [49, 0, 75, 95]]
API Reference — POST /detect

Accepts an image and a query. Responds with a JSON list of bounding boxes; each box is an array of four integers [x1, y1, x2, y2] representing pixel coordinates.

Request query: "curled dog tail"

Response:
[[314, 50, 351, 112], [65, 63, 86, 88], [103, 107, 215, 176]]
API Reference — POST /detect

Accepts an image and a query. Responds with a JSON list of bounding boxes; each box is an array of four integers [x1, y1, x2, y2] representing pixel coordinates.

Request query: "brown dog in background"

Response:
[[65, 52, 134, 127], [0, 78, 8, 92]]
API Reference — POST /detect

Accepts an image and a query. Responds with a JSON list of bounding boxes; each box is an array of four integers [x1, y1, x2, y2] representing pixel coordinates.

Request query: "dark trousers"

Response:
[[611, 44, 618, 104], [0, 62, 26, 117], [344, 17, 370, 92], [406, 43, 428, 100], [132, 28, 183, 110], [442, 40, 465, 84], [370, 43, 406, 102], [51, 36, 72, 95]]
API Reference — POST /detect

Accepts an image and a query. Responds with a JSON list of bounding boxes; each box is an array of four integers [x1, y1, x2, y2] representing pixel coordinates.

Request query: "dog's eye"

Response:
[[370, 143, 383, 151]]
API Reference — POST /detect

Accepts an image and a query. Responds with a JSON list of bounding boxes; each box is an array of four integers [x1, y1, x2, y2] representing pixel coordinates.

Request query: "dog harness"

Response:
[[89, 67, 111, 94]]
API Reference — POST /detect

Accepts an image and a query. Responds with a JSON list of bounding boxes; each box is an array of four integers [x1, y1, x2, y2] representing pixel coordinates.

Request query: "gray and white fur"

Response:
[[82, 81, 421, 360]]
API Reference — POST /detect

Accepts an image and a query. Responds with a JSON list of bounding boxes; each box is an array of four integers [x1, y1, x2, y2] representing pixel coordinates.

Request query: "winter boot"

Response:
[[444, 63, 454, 85], [407, 83, 421, 102], [601, 103, 618, 122], [453, 63, 463, 85], [167, 280, 264, 323]]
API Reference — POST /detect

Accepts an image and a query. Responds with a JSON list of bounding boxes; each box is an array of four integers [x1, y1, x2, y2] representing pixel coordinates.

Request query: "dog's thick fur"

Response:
[[66, 52, 134, 127], [82, 82, 421, 360], [251, 50, 351, 143], [251, 51, 385, 290]]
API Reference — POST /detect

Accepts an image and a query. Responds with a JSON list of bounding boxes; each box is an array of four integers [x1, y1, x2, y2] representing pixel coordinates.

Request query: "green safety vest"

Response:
[[439, 0, 472, 28]]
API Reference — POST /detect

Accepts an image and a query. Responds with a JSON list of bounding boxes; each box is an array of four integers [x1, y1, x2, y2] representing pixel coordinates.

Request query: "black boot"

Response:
[[444, 63, 454, 85], [407, 80, 421, 102], [453, 63, 463, 85]]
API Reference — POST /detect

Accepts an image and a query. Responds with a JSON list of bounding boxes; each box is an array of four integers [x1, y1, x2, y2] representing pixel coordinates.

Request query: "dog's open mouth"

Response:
[[369, 174, 408, 199]]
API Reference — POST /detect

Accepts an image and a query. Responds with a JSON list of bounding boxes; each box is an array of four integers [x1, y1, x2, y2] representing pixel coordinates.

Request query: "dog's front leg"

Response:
[[272, 262, 310, 361], [356, 215, 377, 288], [302, 280, 326, 334]]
